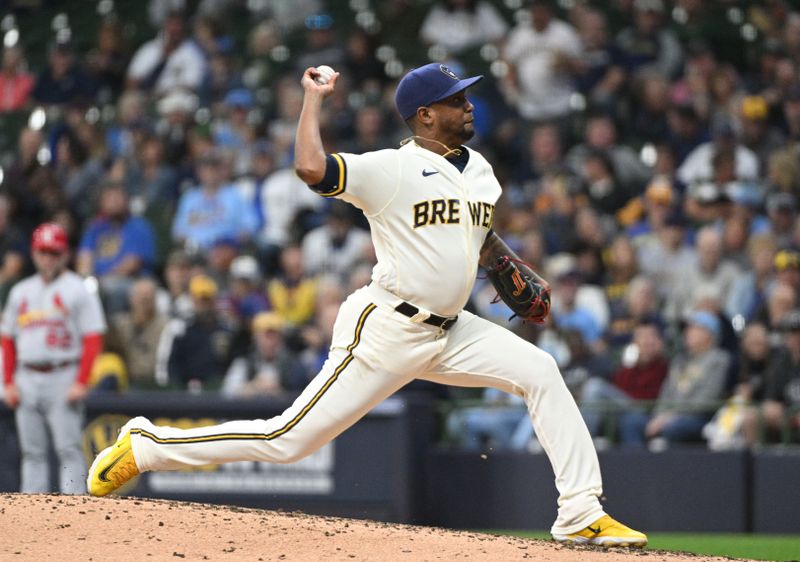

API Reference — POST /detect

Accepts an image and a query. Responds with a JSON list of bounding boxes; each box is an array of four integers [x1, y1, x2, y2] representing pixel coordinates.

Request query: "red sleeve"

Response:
[[76, 333, 104, 386], [2, 336, 16, 385]]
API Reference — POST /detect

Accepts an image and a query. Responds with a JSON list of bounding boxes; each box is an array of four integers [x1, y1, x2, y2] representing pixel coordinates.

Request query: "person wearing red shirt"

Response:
[[0, 45, 34, 112], [580, 320, 669, 437]]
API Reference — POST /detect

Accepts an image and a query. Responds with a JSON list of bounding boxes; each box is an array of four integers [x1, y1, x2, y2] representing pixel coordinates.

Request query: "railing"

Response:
[[438, 398, 800, 447]]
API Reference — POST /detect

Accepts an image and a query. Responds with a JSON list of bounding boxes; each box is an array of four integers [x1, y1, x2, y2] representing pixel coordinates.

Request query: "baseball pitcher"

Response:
[[87, 64, 646, 547], [2, 223, 106, 493]]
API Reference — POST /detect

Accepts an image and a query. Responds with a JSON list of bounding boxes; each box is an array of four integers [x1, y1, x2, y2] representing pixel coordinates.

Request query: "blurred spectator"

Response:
[[739, 95, 786, 169], [606, 275, 662, 354], [502, 0, 582, 122], [158, 249, 193, 319], [725, 181, 771, 238], [536, 172, 584, 254], [625, 176, 675, 239], [122, 134, 180, 263], [217, 254, 270, 364], [213, 88, 256, 176], [548, 254, 604, 349], [630, 72, 671, 143], [578, 148, 630, 215], [268, 245, 317, 327], [244, 19, 280, 90], [85, 17, 130, 98], [253, 159, 324, 255], [302, 201, 372, 280], [707, 64, 742, 127], [221, 312, 307, 398], [765, 192, 797, 249], [721, 215, 753, 269], [445, 387, 529, 451], [693, 284, 740, 383], [725, 235, 777, 322], [664, 226, 741, 322], [219, 254, 269, 331], [757, 280, 798, 337], [565, 114, 651, 195], [615, 0, 683, 79], [760, 309, 800, 442], [253, 0, 322, 31], [0, 194, 26, 307], [108, 278, 168, 389], [734, 322, 772, 405], [666, 104, 709, 165], [765, 147, 800, 197], [677, 120, 760, 185], [0, 45, 34, 112], [299, 300, 340, 375], [781, 83, 800, 141], [683, 178, 732, 226], [295, 13, 345, 72], [206, 49, 243, 107], [574, 9, 626, 112], [620, 310, 730, 447], [419, 0, 508, 55], [105, 90, 148, 159], [53, 128, 106, 222], [155, 88, 198, 164], [32, 39, 98, 106], [157, 274, 233, 391], [341, 105, 392, 154], [603, 235, 640, 316], [572, 207, 612, 278], [171, 150, 258, 252], [268, 77, 305, 165], [511, 123, 577, 206], [342, 30, 387, 91], [3, 127, 46, 231], [193, 15, 231, 59], [204, 236, 240, 291], [77, 181, 156, 313], [580, 320, 669, 438], [559, 328, 614, 395], [126, 9, 206, 95]]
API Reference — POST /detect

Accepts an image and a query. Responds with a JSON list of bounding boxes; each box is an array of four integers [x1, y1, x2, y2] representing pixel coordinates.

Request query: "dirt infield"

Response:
[[0, 494, 733, 561]]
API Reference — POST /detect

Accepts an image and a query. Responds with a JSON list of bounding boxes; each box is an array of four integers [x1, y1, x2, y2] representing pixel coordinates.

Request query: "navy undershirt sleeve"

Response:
[[308, 154, 344, 196]]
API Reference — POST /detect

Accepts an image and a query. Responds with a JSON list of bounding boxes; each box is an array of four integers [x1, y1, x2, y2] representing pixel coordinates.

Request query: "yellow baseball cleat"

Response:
[[552, 515, 648, 548], [87, 430, 140, 497]]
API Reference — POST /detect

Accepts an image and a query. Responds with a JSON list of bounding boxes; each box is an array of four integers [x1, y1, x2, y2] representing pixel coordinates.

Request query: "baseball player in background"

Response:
[[2, 223, 106, 494], [88, 64, 646, 547]]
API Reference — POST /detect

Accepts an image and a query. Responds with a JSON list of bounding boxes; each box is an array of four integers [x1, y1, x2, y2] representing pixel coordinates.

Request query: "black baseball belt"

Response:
[[394, 302, 458, 330]]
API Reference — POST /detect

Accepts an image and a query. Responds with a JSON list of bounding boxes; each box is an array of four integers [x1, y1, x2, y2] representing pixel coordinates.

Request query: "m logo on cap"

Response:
[[439, 65, 459, 80]]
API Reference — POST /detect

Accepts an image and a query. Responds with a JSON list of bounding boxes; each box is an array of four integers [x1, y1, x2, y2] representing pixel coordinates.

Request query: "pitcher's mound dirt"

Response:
[[0, 494, 732, 561]]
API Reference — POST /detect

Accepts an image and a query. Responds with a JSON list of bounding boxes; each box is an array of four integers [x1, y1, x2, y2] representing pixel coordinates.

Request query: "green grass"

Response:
[[488, 531, 800, 561]]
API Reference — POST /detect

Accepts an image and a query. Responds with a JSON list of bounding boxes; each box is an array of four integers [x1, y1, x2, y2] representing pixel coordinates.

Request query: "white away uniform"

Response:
[[1, 271, 106, 493], [126, 142, 605, 534]]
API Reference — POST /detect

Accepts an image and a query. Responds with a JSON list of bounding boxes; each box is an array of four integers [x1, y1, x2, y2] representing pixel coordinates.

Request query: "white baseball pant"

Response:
[[15, 367, 86, 494], [130, 284, 605, 534]]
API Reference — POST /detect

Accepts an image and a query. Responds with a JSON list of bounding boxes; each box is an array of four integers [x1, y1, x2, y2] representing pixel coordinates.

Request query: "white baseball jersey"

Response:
[[325, 142, 501, 317], [1, 271, 106, 364], [106, 141, 607, 537]]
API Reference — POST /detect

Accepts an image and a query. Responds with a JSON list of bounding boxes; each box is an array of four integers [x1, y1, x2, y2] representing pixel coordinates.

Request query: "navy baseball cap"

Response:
[[395, 63, 483, 120]]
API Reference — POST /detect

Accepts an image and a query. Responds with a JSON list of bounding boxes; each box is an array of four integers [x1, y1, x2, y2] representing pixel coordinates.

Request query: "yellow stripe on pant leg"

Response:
[[132, 304, 377, 445]]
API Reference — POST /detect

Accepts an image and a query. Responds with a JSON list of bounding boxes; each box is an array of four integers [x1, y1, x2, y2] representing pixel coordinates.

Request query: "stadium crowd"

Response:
[[0, 0, 799, 452]]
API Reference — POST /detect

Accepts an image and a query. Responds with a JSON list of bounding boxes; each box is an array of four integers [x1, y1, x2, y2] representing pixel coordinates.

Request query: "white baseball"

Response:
[[314, 65, 335, 85]]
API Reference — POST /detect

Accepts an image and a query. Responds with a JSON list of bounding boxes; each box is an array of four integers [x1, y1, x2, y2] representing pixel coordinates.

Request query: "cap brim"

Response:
[[430, 75, 483, 105]]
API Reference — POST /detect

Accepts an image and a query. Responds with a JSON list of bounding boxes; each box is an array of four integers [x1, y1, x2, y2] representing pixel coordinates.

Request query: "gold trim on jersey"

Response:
[[320, 153, 347, 198], [130, 304, 377, 445]]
